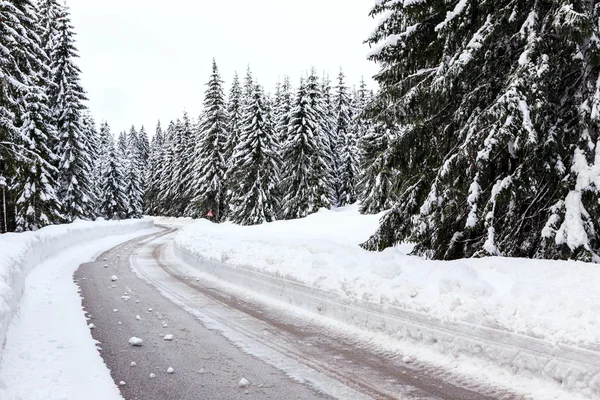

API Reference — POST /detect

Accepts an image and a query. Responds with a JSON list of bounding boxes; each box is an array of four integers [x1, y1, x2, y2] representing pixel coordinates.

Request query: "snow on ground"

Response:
[[0, 219, 154, 354], [148, 216, 195, 228], [175, 205, 600, 347], [0, 220, 157, 400]]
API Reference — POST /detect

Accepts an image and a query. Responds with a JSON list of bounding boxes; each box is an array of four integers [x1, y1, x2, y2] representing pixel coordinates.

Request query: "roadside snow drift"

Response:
[[175, 205, 600, 347], [173, 206, 600, 398], [0, 218, 153, 355]]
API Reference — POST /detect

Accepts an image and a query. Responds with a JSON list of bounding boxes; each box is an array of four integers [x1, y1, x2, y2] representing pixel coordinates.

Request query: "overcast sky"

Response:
[[68, 0, 380, 136]]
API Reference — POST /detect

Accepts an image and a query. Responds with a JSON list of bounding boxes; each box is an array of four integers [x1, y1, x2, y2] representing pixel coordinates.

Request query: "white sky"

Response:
[[68, 0, 380, 136]]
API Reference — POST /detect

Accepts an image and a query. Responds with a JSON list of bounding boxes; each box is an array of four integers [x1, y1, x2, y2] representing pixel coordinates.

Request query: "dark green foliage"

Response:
[[281, 73, 335, 219], [362, 0, 600, 261], [229, 84, 280, 225], [99, 133, 128, 220], [188, 60, 228, 221], [144, 122, 164, 215], [50, 4, 94, 221]]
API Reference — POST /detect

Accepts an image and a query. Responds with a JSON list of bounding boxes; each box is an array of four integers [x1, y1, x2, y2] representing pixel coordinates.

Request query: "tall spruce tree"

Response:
[[99, 130, 128, 220], [81, 110, 100, 207], [334, 70, 357, 206], [124, 126, 143, 218], [225, 72, 243, 163], [321, 74, 339, 203], [229, 84, 280, 225], [137, 125, 150, 188], [156, 121, 176, 216], [275, 76, 293, 145], [306, 69, 335, 209], [144, 121, 164, 215], [37, 0, 61, 68], [358, 122, 399, 214], [362, 0, 600, 261], [242, 66, 254, 109], [169, 114, 194, 215], [222, 75, 243, 217], [50, 4, 94, 221], [137, 126, 150, 162], [281, 76, 333, 219], [188, 60, 228, 220], [117, 131, 128, 158], [9, 0, 63, 231], [0, 1, 23, 232], [352, 78, 372, 146]]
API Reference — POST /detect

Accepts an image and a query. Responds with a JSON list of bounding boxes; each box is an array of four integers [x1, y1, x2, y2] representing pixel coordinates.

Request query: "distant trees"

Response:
[[143, 61, 370, 226], [6, 0, 596, 266], [0, 2, 369, 234], [229, 83, 280, 225], [1, 3, 371, 234], [98, 123, 128, 220], [187, 60, 228, 221]]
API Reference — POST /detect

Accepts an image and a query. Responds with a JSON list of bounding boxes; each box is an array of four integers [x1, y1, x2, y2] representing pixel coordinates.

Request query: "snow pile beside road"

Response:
[[175, 205, 600, 347], [149, 216, 195, 228], [0, 218, 153, 354]]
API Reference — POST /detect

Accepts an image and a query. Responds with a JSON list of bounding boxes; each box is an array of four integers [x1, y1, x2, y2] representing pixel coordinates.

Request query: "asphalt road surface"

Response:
[[75, 228, 520, 400]]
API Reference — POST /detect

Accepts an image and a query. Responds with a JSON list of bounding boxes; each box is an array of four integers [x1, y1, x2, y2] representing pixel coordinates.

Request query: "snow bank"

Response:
[[175, 205, 600, 346], [148, 216, 195, 228], [174, 205, 600, 397], [0, 218, 153, 354]]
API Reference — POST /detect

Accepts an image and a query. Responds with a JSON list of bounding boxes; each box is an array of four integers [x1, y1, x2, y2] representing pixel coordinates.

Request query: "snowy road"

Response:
[[75, 228, 517, 400]]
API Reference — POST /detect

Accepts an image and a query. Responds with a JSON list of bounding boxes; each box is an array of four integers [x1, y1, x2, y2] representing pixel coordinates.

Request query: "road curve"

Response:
[[75, 228, 519, 400]]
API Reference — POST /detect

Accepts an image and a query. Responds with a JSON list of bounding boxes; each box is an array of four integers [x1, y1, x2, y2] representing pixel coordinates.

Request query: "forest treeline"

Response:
[[3, 0, 600, 262]]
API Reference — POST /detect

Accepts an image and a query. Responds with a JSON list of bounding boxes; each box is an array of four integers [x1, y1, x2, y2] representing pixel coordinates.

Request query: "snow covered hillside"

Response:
[[175, 205, 600, 347]]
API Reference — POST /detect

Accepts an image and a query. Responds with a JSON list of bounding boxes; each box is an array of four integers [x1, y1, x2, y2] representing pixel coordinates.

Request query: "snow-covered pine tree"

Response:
[[49, 3, 94, 221], [117, 130, 128, 158], [229, 84, 280, 225], [98, 128, 128, 220], [306, 69, 335, 209], [263, 90, 275, 137], [160, 120, 180, 213], [333, 70, 357, 206], [321, 74, 340, 204], [96, 121, 111, 165], [156, 121, 176, 216], [9, 0, 63, 231], [225, 72, 243, 163], [169, 114, 195, 215], [81, 111, 99, 169], [188, 60, 228, 220], [352, 78, 371, 143], [36, 0, 61, 117], [281, 75, 333, 219], [144, 121, 164, 215], [362, 0, 600, 261], [124, 126, 143, 218], [274, 76, 293, 145], [37, 0, 61, 67], [273, 81, 282, 124], [0, 0, 24, 232], [222, 73, 244, 216], [81, 110, 101, 208], [137, 126, 150, 162], [137, 125, 150, 187], [358, 122, 398, 214], [95, 121, 112, 217], [242, 66, 254, 109], [338, 130, 360, 207]]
